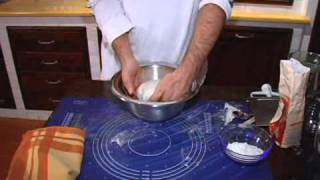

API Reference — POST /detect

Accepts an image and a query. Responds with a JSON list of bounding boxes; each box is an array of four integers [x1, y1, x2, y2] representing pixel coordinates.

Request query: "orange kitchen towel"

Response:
[[6, 126, 86, 180]]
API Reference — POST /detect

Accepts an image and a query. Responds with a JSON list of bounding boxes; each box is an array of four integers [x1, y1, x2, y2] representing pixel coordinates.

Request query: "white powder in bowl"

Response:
[[226, 142, 264, 156]]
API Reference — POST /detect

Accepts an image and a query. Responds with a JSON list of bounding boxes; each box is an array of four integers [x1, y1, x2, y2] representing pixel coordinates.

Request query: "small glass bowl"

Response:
[[219, 124, 273, 164]]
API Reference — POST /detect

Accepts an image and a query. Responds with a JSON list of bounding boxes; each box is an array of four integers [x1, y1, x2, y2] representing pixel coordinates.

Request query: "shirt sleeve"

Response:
[[90, 0, 134, 46], [199, 0, 233, 19]]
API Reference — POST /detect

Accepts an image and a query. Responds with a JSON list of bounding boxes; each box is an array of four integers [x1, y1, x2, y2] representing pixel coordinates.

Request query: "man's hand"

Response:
[[149, 63, 195, 101], [121, 59, 142, 95]]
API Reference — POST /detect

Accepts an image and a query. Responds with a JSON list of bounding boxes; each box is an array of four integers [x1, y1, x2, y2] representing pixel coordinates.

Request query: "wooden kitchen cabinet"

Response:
[[205, 26, 292, 88], [8, 26, 91, 110], [0, 46, 15, 108]]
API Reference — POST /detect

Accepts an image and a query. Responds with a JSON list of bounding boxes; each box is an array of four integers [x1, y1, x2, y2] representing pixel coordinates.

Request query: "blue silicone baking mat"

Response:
[[48, 97, 273, 180]]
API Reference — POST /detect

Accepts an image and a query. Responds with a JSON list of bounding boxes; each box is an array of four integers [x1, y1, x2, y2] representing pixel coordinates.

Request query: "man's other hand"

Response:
[[149, 65, 195, 102]]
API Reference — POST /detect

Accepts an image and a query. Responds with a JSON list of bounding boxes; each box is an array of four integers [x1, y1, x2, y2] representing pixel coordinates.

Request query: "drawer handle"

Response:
[[45, 79, 62, 85], [37, 40, 56, 45], [48, 98, 61, 104], [234, 33, 255, 39], [41, 60, 59, 65]]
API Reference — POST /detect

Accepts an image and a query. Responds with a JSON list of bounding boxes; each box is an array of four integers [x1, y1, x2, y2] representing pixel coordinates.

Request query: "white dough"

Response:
[[137, 80, 160, 101]]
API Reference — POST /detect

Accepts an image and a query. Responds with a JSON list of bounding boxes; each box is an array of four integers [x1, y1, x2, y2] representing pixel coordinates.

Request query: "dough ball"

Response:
[[137, 80, 160, 101]]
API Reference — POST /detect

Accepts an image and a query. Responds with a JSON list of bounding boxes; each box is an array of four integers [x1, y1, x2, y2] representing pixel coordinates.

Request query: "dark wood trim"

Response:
[[309, 2, 320, 54], [98, 28, 102, 71], [235, 0, 293, 6], [0, 46, 16, 109]]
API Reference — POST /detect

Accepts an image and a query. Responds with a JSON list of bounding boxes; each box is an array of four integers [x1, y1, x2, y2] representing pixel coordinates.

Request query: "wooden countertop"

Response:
[[232, 10, 311, 24], [0, 0, 91, 17], [0, 0, 310, 24]]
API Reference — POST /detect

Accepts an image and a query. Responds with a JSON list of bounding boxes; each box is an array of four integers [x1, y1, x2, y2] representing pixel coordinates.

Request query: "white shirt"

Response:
[[90, 0, 232, 80]]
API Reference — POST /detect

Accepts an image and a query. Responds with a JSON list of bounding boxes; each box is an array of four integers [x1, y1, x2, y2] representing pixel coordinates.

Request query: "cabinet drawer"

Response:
[[19, 72, 87, 94], [16, 52, 89, 73], [219, 26, 292, 41], [0, 72, 15, 108], [19, 72, 86, 110], [8, 27, 87, 52], [23, 93, 63, 110]]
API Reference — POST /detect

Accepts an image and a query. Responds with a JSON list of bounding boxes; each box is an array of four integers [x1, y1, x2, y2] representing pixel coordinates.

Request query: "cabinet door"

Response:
[[0, 47, 15, 108], [205, 26, 292, 88], [309, 1, 320, 54]]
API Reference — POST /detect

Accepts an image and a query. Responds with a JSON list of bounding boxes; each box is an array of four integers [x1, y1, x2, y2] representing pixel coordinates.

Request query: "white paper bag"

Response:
[[270, 58, 310, 148]]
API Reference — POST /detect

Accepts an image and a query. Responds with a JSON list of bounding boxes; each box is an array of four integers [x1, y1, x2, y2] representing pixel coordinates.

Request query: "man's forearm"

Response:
[[181, 4, 226, 78], [113, 32, 141, 95], [112, 33, 136, 67]]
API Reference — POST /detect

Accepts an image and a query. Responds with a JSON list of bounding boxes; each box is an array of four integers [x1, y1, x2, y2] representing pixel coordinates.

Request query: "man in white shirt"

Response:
[[90, 0, 233, 101]]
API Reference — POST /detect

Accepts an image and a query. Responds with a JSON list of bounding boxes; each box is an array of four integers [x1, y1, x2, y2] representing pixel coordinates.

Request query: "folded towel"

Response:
[[6, 126, 86, 180]]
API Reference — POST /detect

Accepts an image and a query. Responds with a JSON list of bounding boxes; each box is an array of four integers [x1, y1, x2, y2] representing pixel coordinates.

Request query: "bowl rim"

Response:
[[111, 64, 200, 107], [218, 124, 274, 158]]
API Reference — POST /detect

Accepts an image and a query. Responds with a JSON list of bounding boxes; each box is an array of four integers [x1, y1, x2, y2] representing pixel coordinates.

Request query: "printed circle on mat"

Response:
[[128, 129, 171, 157]]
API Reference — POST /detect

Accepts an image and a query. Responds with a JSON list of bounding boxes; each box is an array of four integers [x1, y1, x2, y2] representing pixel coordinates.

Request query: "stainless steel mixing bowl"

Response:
[[111, 64, 200, 122]]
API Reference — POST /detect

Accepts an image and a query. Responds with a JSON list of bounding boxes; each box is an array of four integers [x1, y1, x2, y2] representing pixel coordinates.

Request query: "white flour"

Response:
[[227, 142, 264, 156]]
